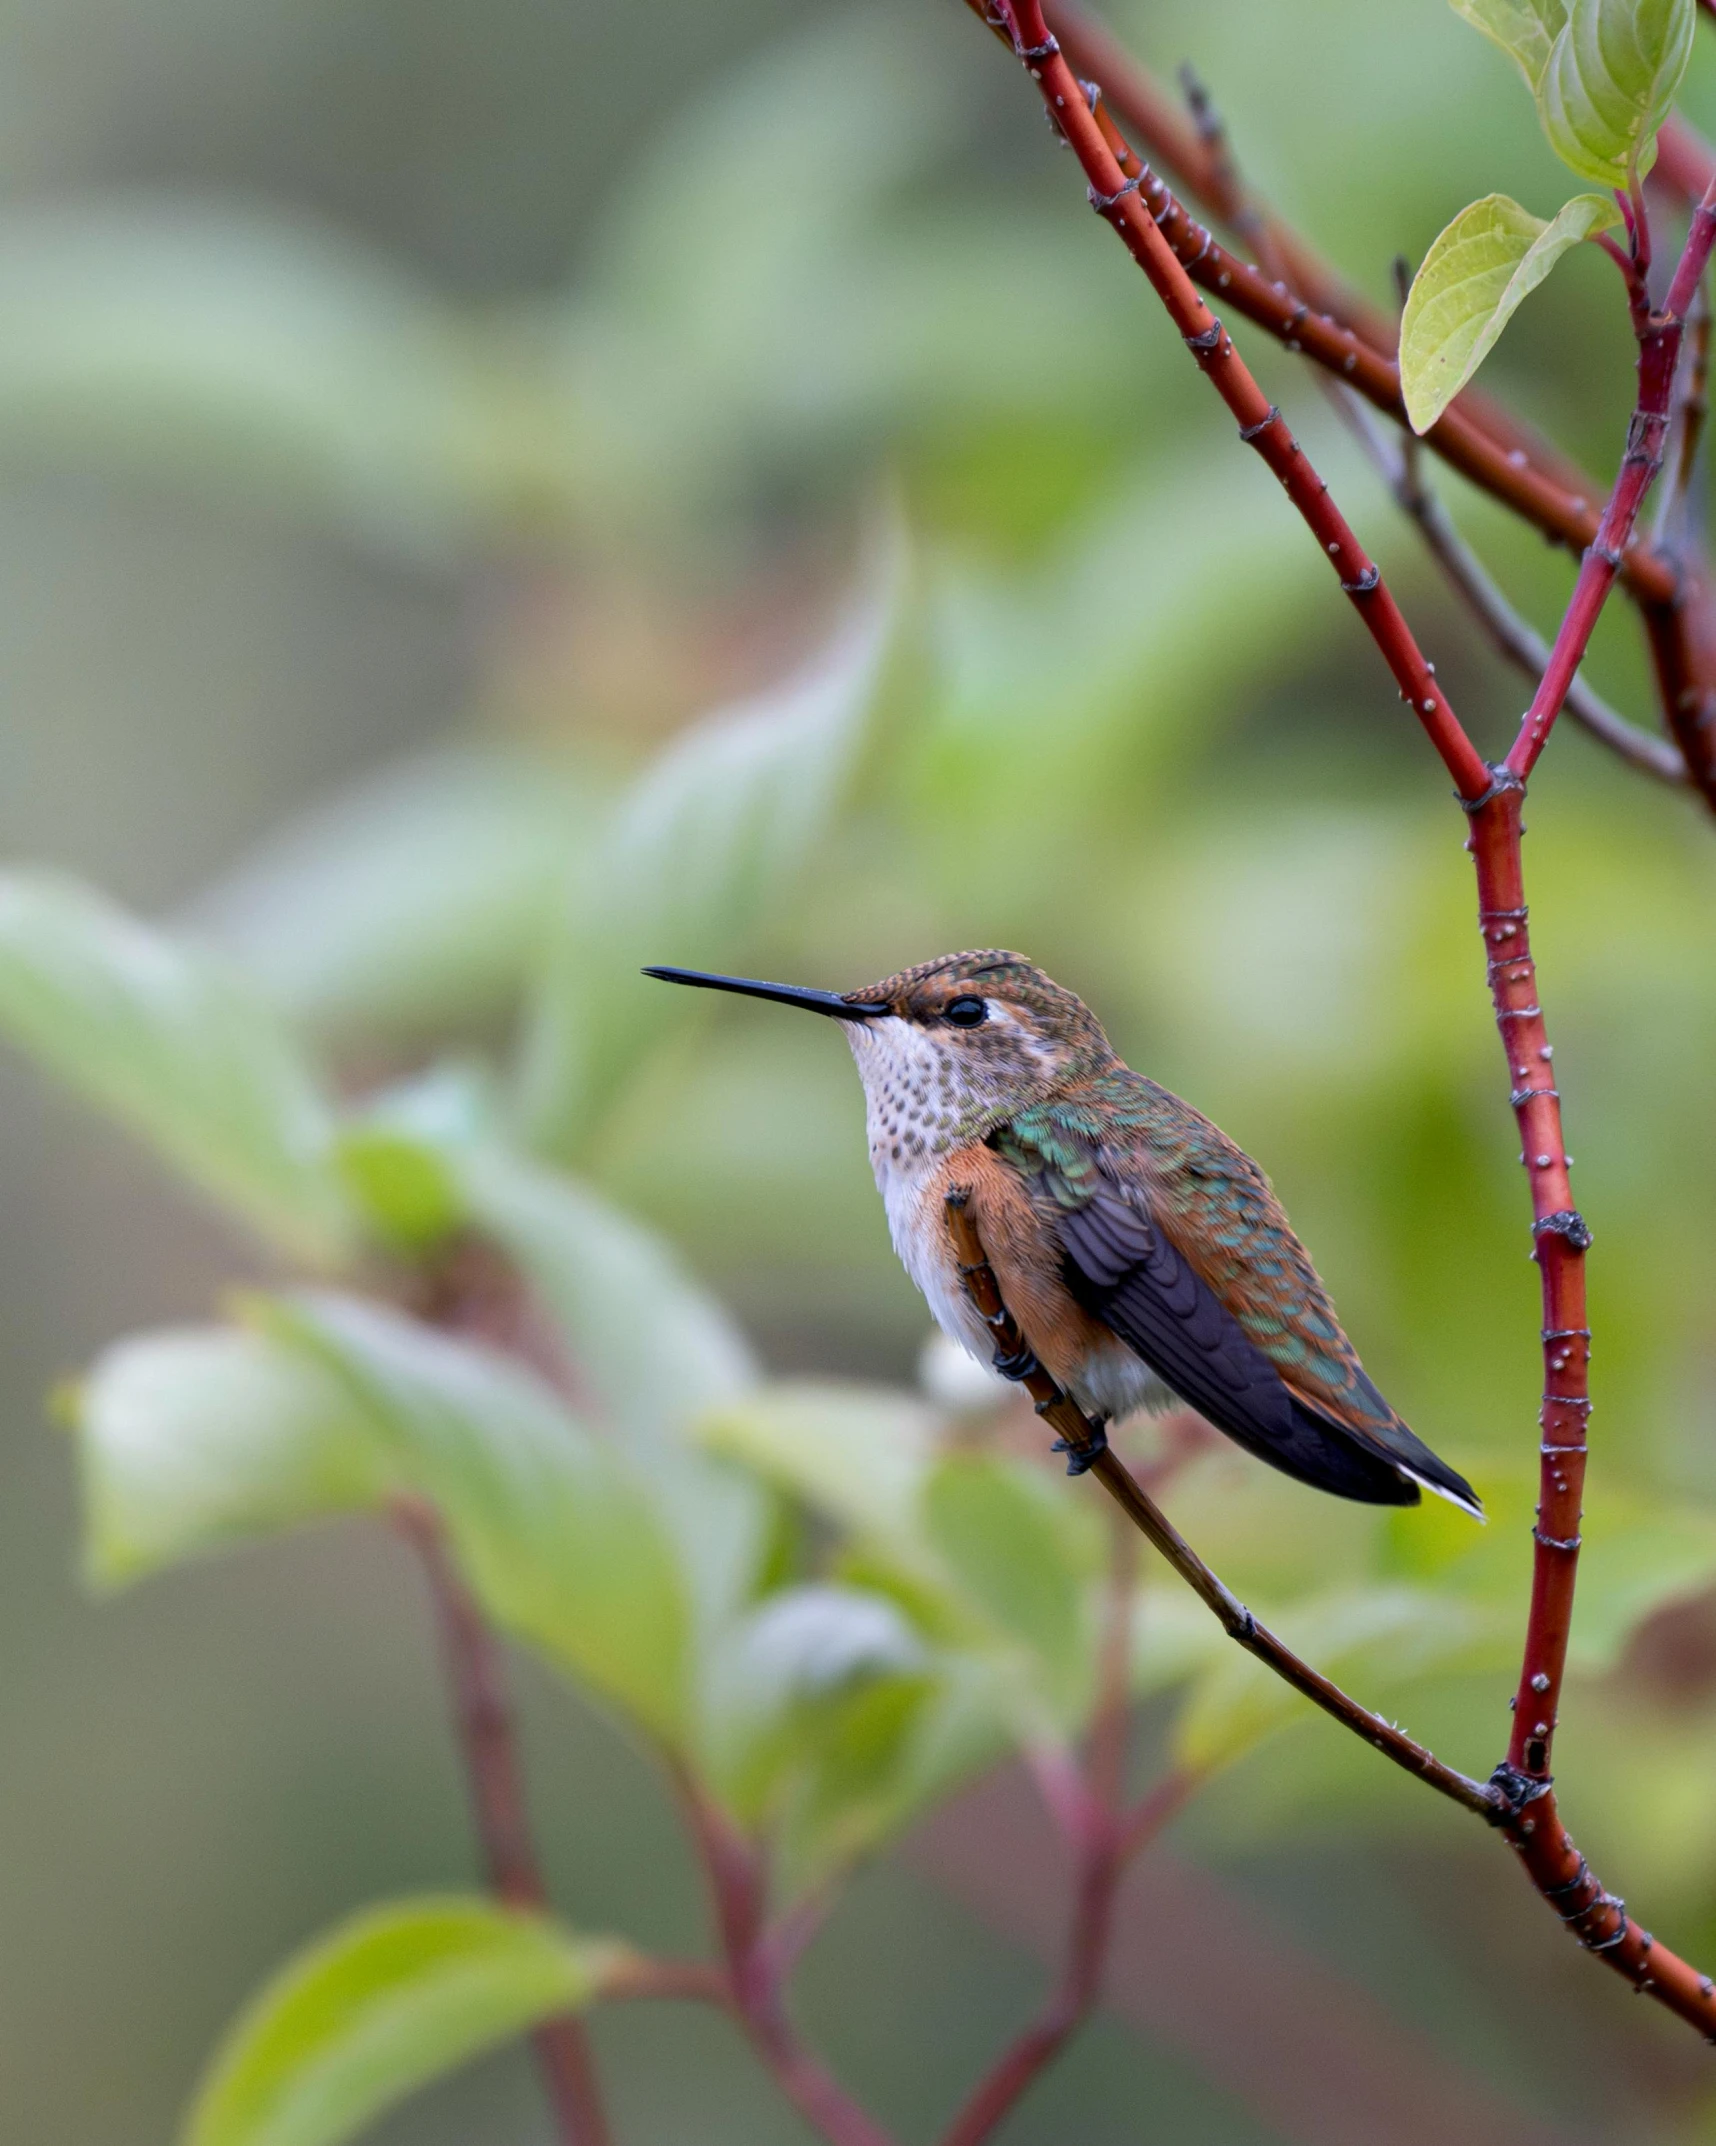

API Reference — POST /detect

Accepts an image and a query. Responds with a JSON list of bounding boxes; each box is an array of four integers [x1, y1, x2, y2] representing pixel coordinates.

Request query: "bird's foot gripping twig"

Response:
[[1049, 1416, 1110, 1475]]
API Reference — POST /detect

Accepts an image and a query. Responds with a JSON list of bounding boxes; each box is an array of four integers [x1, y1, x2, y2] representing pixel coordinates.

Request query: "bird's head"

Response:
[[645, 951, 1116, 1141]]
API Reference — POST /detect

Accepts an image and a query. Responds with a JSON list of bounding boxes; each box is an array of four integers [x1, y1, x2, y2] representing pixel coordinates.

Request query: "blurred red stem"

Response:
[[937, 1761, 1195, 2146], [394, 1499, 611, 2146], [678, 1780, 901, 2146]]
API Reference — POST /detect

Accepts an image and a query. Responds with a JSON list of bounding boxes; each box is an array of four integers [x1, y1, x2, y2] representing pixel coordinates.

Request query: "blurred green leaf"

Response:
[[700, 1582, 1017, 1888], [702, 1386, 1103, 1740], [0, 871, 355, 1263], [516, 527, 914, 1158], [455, 1146, 756, 1440], [194, 748, 604, 1043], [183, 1896, 625, 2146], [1401, 192, 1620, 433], [922, 1453, 1101, 1720], [0, 204, 527, 557], [451, 1143, 770, 1635], [699, 1380, 939, 1546], [257, 1291, 693, 1742], [1383, 1454, 1716, 1670], [72, 1327, 385, 1588], [922, 450, 1337, 825], [701, 1582, 928, 1821], [1171, 1586, 1508, 1774], [1538, 0, 1694, 184], [1448, 0, 1567, 86]]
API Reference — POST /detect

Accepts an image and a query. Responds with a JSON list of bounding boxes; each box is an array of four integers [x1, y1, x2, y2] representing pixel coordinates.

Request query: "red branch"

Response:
[[988, 0, 1716, 812], [395, 1501, 612, 2146], [965, 0, 1716, 2042]]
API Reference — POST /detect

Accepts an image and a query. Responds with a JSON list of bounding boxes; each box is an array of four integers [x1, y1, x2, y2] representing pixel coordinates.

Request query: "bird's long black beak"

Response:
[[643, 966, 889, 1020]]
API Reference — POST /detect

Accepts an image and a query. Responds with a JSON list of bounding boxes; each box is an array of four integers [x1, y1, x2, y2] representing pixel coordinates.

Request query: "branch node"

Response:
[[1340, 564, 1382, 594], [1459, 763, 1527, 813], [1487, 1760, 1554, 1822], [1534, 1208, 1594, 1251], [1533, 1528, 1584, 1551], [1087, 170, 1147, 213], [1183, 319, 1223, 354], [1238, 404, 1281, 442]]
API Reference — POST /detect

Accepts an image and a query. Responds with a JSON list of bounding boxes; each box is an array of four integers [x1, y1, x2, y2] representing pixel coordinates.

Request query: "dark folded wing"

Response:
[[1058, 1187, 1421, 1507]]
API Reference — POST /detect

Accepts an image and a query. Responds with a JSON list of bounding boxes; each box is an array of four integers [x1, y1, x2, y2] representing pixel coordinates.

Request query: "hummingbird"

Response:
[[644, 951, 1481, 1516]]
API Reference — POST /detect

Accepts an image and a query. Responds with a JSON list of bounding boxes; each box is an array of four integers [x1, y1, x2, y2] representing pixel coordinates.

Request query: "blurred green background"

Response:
[[7, 0, 1716, 2138]]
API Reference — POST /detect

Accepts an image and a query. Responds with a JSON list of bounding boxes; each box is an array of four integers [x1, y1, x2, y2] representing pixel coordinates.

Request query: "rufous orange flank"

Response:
[[645, 951, 1481, 1514]]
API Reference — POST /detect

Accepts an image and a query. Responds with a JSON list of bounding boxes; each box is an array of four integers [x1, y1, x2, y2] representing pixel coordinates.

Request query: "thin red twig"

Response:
[[1507, 185, 1716, 778], [1335, 387, 1687, 786], [394, 1500, 612, 2146], [993, 0, 1716, 812], [955, 0, 1716, 2035]]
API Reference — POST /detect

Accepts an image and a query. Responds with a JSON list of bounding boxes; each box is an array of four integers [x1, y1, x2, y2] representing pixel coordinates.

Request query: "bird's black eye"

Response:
[[945, 996, 988, 1028]]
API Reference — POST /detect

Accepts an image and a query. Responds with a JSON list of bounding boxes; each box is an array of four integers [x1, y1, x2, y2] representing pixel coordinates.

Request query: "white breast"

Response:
[[843, 1013, 1174, 1424], [844, 1017, 995, 1359]]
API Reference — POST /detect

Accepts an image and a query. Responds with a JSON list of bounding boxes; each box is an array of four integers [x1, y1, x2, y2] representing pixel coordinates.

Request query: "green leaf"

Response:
[[0, 872, 355, 1262], [698, 1380, 939, 1546], [1538, 0, 1694, 185], [1171, 1586, 1509, 1774], [515, 527, 913, 1158], [701, 1582, 928, 1824], [183, 1896, 625, 2146], [194, 747, 606, 1043], [1447, 0, 1567, 88], [921, 1454, 1101, 1721], [258, 1291, 693, 1742], [0, 203, 525, 559], [1401, 192, 1621, 433], [455, 1147, 756, 1440], [450, 1144, 769, 1634], [72, 1327, 386, 1588]]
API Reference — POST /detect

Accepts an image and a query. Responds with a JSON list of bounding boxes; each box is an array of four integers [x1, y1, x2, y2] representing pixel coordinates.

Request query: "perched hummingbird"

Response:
[[645, 951, 1481, 1516]]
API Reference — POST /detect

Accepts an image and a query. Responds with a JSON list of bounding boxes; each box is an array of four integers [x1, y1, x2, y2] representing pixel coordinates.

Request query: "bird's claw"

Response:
[[1051, 1421, 1109, 1476], [991, 1342, 1041, 1383]]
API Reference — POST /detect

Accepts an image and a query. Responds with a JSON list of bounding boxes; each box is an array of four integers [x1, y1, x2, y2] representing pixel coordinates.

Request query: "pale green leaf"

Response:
[[193, 747, 605, 1042], [701, 1582, 928, 1824], [0, 203, 519, 558], [258, 1292, 693, 1742], [451, 1144, 769, 1634], [1448, 0, 1567, 87], [1172, 1587, 1510, 1774], [516, 526, 912, 1158], [72, 1327, 386, 1588], [922, 1453, 1101, 1721], [1538, 0, 1694, 185], [0, 872, 355, 1263], [700, 1584, 1015, 1889], [698, 1380, 939, 1546], [1402, 192, 1620, 433], [456, 1147, 757, 1440], [183, 1896, 625, 2146]]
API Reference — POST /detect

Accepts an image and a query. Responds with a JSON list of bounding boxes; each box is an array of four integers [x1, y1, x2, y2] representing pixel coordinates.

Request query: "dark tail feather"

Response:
[[1284, 1403, 1484, 1518], [1214, 1398, 1423, 1506]]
